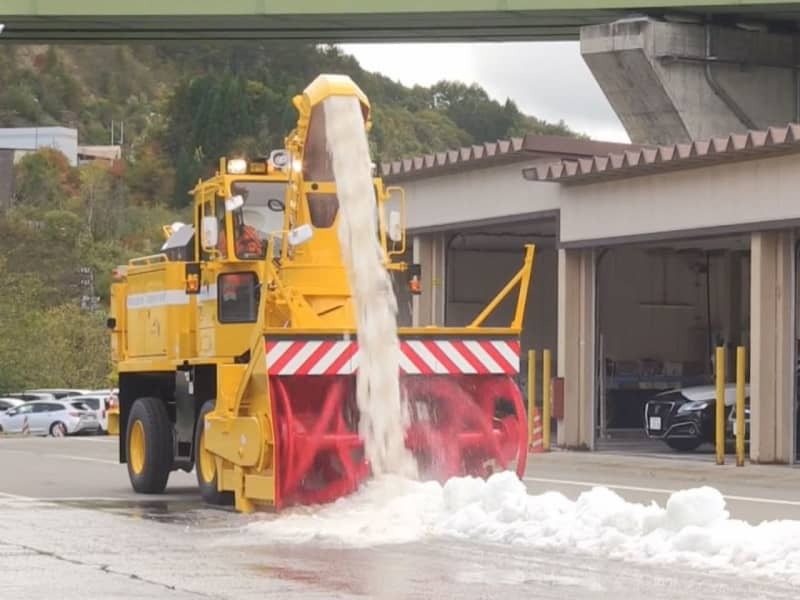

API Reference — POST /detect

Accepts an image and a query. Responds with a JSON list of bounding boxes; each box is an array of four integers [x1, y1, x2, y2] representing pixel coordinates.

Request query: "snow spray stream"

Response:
[[323, 95, 418, 479]]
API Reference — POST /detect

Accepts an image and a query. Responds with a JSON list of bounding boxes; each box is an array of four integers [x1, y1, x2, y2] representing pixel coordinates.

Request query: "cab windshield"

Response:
[[229, 180, 287, 259]]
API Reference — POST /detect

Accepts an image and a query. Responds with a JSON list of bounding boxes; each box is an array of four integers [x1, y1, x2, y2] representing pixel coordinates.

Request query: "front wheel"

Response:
[[127, 397, 173, 494], [195, 400, 233, 505]]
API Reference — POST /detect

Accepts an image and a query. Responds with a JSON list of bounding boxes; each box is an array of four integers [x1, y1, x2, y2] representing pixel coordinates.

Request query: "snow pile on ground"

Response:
[[324, 94, 417, 479], [248, 472, 800, 583]]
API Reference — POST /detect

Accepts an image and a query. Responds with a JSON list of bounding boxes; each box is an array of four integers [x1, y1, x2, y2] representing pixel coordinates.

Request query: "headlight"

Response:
[[677, 400, 709, 415], [227, 158, 248, 174]]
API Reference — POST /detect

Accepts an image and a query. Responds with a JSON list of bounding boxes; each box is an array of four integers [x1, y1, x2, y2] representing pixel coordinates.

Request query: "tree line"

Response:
[[0, 42, 580, 390]]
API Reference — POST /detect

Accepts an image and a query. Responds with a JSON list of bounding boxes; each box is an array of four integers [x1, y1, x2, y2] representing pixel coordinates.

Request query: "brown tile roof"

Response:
[[381, 135, 643, 182], [523, 124, 800, 185]]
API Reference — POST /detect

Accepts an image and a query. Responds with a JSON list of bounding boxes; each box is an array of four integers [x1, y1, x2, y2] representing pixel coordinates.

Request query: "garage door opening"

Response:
[[444, 218, 558, 408], [596, 236, 751, 456]]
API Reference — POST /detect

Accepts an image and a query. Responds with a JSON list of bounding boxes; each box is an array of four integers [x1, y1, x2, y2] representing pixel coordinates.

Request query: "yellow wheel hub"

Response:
[[198, 425, 216, 484], [129, 420, 146, 475]]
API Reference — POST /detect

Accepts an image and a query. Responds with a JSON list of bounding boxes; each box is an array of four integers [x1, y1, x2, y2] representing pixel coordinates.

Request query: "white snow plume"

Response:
[[323, 94, 417, 479], [248, 472, 800, 584]]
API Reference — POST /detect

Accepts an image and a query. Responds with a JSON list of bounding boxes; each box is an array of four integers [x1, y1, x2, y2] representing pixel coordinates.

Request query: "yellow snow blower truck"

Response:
[[108, 74, 535, 512]]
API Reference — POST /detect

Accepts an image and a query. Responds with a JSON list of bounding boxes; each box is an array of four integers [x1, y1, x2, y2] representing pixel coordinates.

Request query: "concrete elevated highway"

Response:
[[2, 1, 800, 42]]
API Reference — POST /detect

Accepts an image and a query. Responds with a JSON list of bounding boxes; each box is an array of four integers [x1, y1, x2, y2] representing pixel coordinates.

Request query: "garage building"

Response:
[[384, 124, 800, 464]]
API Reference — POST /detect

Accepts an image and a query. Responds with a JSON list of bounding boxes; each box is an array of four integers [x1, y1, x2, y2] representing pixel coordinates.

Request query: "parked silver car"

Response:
[[0, 400, 100, 436]]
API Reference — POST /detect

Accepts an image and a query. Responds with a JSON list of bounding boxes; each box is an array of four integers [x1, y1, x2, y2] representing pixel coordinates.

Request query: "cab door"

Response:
[[30, 402, 59, 434], [197, 190, 225, 357], [3, 403, 34, 433]]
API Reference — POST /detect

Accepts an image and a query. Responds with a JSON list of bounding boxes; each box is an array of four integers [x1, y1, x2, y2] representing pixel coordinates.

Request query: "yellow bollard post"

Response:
[[715, 346, 726, 465], [736, 346, 746, 467], [543, 349, 552, 451], [527, 349, 536, 445], [107, 406, 119, 436]]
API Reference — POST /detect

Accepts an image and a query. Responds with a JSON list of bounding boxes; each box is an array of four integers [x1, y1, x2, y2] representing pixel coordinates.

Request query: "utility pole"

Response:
[[78, 266, 99, 311]]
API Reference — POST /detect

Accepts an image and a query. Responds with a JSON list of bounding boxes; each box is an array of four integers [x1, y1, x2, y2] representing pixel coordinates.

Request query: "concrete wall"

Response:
[[446, 245, 557, 354], [0, 127, 78, 166], [401, 161, 560, 233], [559, 154, 800, 245], [599, 246, 749, 369], [582, 18, 798, 144]]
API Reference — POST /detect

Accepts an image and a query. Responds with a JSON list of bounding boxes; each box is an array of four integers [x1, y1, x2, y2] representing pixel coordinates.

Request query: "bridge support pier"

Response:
[[581, 17, 800, 145]]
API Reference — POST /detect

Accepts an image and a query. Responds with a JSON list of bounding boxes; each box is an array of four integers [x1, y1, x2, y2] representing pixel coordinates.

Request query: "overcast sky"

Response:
[[339, 42, 629, 143]]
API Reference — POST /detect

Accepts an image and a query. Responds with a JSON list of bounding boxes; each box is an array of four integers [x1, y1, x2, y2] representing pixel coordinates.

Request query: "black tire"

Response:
[[195, 400, 233, 505], [49, 421, 67, 437], [127, 397, 173, 494], [665, 437, 703, 452]]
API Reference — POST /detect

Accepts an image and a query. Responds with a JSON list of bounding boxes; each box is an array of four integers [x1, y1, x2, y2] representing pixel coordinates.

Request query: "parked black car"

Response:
[[644, 384, 748, 451]]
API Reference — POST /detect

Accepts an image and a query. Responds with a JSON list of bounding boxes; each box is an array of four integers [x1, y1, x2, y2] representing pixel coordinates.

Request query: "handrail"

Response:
[[468, 244, 536, 330], [128, 253, 168, 267]]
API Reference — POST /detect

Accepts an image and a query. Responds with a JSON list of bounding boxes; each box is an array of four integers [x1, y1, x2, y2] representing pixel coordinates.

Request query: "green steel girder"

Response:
[[2, 1, 800, 42]]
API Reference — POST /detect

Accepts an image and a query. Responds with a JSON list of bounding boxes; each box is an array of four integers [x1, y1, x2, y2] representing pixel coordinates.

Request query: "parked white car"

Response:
[[70, 393, 116, 433], [25, 388, 92, 399], [0, 400, 100, 436], [4, 392, 57, 403], [0, 397, 25, 412]]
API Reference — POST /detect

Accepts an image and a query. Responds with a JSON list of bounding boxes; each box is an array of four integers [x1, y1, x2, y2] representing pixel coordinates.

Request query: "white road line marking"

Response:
[[44, 454, 118, 465], [524, 476, 800, 507], [41, 496, 126, 501], [0, 491, 35, 500], [0, 436, 115, 443]]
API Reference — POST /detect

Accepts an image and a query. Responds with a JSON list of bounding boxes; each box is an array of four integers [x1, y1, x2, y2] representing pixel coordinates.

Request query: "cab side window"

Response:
[[216, 199, 227, 258], [218, 272, 259, 323]]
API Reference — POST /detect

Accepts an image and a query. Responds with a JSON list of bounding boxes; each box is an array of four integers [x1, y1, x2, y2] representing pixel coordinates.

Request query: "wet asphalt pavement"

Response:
[[1, 436, 799, 599]]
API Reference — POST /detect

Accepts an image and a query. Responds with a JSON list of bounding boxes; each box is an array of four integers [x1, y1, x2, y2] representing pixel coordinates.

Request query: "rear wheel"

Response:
[[49, 421, 67, 437], [127, 397, 173, 494], [195, 400, 233, 505]]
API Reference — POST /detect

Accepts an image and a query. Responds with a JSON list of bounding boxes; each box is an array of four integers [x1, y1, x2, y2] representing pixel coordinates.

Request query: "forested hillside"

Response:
[[0, 42, 579, 390]]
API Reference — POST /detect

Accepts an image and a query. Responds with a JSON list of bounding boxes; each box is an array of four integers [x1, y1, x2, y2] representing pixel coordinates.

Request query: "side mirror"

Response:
[[201, 216, 219, 249], [225, 195, 244, 212], [6, 409, 17, 416], [388, 210, 402, 243], [287, 224, 313, 247]]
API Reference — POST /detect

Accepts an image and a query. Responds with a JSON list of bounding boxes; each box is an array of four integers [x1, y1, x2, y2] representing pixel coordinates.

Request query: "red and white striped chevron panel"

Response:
[[265, 339, 520, 376]]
